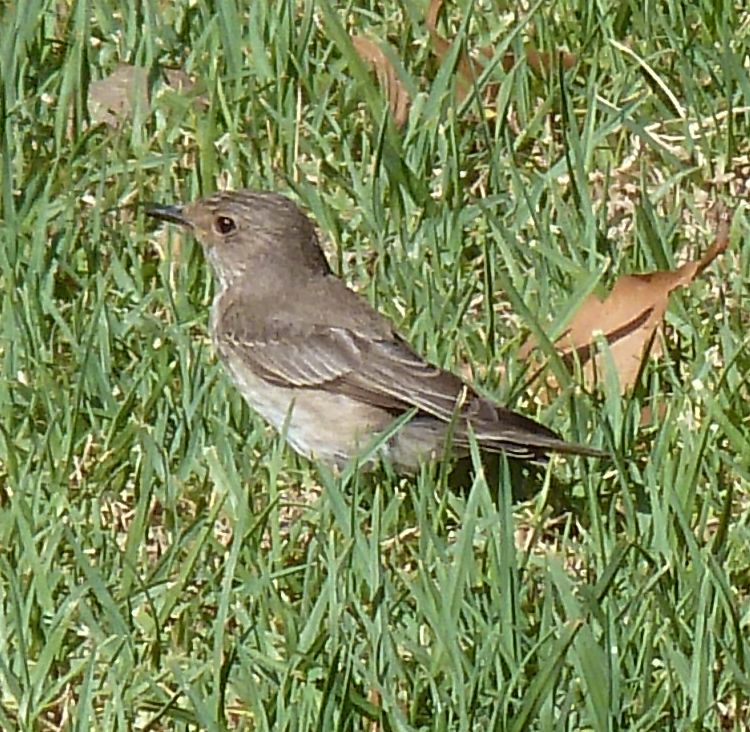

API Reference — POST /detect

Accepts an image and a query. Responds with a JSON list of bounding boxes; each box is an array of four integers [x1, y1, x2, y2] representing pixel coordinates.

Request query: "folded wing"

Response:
[[217, 312, 605, 460]]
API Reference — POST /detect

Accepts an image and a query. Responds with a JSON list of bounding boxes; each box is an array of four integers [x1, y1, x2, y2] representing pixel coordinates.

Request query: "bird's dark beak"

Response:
[[145, 203, 190, 227]]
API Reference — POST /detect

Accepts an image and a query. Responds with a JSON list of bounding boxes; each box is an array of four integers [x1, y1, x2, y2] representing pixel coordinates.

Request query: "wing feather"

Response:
[[218, 317, 605, 458], [221, 320, 473, 417]]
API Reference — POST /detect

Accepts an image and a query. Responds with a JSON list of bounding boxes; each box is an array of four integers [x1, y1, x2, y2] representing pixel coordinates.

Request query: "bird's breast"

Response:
[[215, 347, 394, 468]]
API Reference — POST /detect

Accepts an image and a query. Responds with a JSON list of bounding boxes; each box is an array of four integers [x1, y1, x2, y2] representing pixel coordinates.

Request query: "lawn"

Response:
[[1, 0, 749, 729]]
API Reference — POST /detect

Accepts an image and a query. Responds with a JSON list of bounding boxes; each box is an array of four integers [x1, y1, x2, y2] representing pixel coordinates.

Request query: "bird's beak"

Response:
[[145, 203, 190, 227]]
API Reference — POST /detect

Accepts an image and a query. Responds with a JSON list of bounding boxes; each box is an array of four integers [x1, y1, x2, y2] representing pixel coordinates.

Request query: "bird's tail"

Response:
[[466, 408, 608, 461]]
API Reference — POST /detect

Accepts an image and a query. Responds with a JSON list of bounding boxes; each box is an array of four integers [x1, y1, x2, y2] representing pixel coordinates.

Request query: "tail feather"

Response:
[[462, 407, 608, 460]]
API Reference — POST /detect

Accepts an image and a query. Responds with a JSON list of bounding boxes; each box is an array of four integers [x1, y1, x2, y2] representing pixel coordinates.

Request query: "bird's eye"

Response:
[[214, 216, 236, 235]]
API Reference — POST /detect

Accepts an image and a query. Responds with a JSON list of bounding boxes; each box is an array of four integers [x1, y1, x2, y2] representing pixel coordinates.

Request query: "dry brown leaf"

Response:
[[520, 208, 730, 395], [366, 688, 382, 732], [425, 0, 577, 103], [351, 35, 411, 129], [161, 68, 210, 109], [88, 64, 208, 129], [639, 400, 669, 426], [520, 48, 577, 75], [426, 0, 491, 102], [88, 64, 150, 127], [163, 68, 194, 93]]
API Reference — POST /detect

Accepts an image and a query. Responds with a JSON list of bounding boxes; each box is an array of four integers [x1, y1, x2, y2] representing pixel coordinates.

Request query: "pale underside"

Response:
[[220, 347, 446, 471]]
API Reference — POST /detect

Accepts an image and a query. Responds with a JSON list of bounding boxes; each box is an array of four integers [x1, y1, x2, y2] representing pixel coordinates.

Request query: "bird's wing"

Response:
[[220, 318, 477, 418], [219, 316, 606, 459]]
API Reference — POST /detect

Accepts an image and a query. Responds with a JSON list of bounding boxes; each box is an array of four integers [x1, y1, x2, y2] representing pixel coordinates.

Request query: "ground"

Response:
[[1, 0, 749, 729]]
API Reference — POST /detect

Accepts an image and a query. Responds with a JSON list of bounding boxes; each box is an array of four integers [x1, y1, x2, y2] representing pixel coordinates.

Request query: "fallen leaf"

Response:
[[351, 35, 411, 128], [639, 400, 669, 426], [521, 48, 577, 76], [88, 64, 150, 127], [425, 0, 492, 103], [425, 0, 577, 103], [161, 68, 210, 109], [163, 68, 194, 93], [520, 207, 730, 394]]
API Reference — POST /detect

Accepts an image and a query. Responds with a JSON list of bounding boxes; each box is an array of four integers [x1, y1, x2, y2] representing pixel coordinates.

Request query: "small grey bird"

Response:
[[146, 190, 605, 473]]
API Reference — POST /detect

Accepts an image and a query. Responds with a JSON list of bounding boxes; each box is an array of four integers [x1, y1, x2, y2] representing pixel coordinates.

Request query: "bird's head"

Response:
[[146, 190, 331, 287]]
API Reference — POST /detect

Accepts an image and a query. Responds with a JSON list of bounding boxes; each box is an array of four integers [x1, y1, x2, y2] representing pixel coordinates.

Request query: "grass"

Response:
[[1, 0, 749, 729]]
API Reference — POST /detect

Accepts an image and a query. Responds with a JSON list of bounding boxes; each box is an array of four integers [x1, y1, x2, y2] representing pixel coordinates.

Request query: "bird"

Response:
[[146, 189, 606, 473]]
